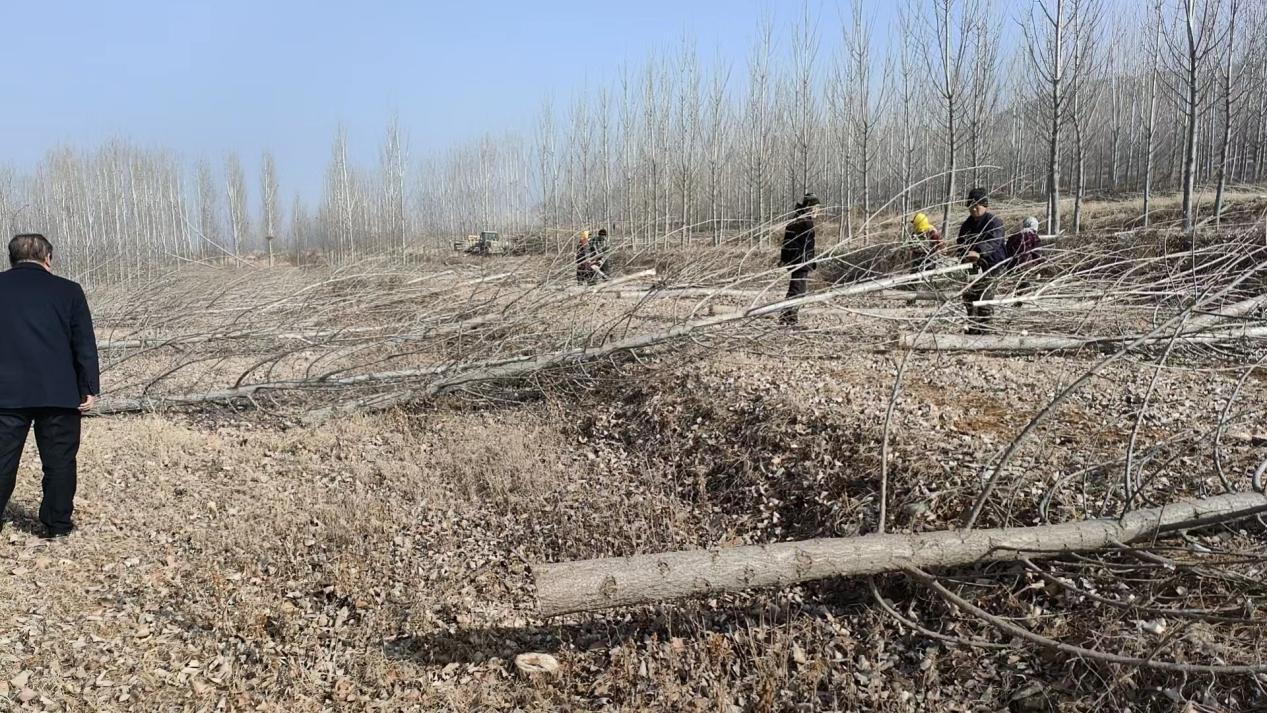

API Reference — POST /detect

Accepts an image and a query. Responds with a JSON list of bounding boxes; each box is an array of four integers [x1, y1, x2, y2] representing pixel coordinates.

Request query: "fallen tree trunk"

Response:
[[877, 289, 954, 302], [898, 325, 1267, 352], [533, 492, 1267, 616], [975, 291, 1267, 321], [613, 287, 774, 301]]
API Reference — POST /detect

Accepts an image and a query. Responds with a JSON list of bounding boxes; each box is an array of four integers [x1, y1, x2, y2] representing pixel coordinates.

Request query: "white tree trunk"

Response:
[[535, 493, 1267, 616]]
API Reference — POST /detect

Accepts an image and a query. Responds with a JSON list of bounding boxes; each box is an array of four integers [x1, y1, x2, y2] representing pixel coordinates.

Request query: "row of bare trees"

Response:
[[522, 0, 1267, 241], [2, 0, 1265, 282]]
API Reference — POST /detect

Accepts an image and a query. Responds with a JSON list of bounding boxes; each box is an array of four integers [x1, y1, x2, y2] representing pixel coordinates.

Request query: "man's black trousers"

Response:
[[781, 265, 812, 324], [962, 273, 998, 334], [0, 408, 81, 534]]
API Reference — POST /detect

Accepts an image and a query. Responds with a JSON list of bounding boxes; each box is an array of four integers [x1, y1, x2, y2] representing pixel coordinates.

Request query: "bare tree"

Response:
[[1162, 0, 1226, 236], [920, 0, 976, 237], [844, 0, 889, 228], [965, 6, 1000, 188], [224, 153, 250, 256], [789, 3, 821, 198], [744, 18, 776, 232], [322, 126, 357, 260], [289, 193, 310, 261], [195, 159, 222, 256], [1212, 0, 1248, 225], [674, 39, 703, 243], [260, 151, 279, 243], [597, 88, 613, 232], [381, 114, 408, 256], [1067, 0, 1105, 234], [704, 58, 732, 246], [534, 98, 559, 236], [893, 6, 925, 217], [1023, 0, 1078, 235], [1142, 0, 1166, 226]]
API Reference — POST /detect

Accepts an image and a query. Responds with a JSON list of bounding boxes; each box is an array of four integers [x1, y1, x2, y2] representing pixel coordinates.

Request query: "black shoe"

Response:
[[41, 527, 74, 540]]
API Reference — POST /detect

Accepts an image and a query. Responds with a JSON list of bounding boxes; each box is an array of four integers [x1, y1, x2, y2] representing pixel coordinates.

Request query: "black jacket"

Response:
[[956, 212, 1007, 270], [0, 263, 100, 409], [780, 217, 816, 268]]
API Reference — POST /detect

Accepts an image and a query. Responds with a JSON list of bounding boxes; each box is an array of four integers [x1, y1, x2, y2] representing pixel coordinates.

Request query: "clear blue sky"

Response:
[[0, 1, 902, 202]]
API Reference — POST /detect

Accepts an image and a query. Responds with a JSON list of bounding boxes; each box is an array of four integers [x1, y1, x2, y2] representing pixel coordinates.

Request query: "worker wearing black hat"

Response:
[[956, 188, 1007, 334], [778, 192, 820, 326]]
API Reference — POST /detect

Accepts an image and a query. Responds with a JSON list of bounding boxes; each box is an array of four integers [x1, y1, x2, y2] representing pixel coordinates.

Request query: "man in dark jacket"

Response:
[[956, 188, 1007, 334], [591, 228, 611, 280], [0, 234, 99, 538], [778, 192, 820, 326]]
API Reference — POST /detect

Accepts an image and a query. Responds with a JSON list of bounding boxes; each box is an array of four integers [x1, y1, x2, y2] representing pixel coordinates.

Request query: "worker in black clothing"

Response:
[[778, 192, 820, 326], [956, 188, 1007, 334], [590, 228, 611, 280]]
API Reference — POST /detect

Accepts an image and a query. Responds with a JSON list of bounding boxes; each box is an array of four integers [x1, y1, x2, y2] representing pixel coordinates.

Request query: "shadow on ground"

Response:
[[2, 502, 46, 537], [384, 579, 875, 666]]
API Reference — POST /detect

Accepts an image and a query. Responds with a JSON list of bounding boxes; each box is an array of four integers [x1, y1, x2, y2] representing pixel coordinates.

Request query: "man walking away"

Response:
[[0, 234, 99, 538], [956, 189, 1007, 334], [778, 193, 820, 326]]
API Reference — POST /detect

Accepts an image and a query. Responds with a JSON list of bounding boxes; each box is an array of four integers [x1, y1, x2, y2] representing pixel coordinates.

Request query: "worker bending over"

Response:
[[908, 212, 942, 273], [956, 188, 1006, 334]]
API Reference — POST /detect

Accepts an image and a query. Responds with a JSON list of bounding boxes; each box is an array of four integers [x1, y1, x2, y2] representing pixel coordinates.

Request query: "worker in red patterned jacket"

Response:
[[1006, 216, 1043, 294]]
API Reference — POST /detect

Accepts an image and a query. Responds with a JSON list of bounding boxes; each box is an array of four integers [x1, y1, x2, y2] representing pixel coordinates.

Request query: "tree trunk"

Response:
[[1181, 8, 1200, 236], [939, 2, 956, 239], [1046, 0, 1064, 235], [898, 326, 1267, 352], [943, 100, 957, 239], [1143, 83, 1158, 226], [1213, 2, 1239, 228], [534, 492, 1267, 616], [1257, 85, 1267, 182], [1072, 84, 1084, 235]]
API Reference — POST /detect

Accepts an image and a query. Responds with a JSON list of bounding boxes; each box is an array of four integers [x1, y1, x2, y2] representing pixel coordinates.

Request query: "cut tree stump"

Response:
[[532, 492, 1267, 616]]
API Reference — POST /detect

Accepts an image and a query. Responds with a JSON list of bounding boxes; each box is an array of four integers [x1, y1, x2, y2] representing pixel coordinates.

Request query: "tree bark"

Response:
[[534, 492, 1267, 616], [898, 326, 1267, 352], [1048, 0, 1064, 235], [1142, 13, 1160, 228], [1180, 1, 1201, 236], [1213, 0, 1241, 228]]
